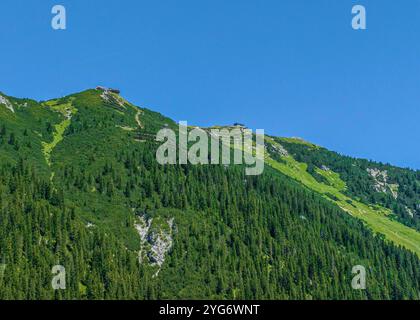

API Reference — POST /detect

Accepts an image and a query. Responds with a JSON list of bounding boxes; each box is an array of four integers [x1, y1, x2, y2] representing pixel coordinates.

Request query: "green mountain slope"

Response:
[[274, 137, 420, 231], [0, 89, 419, 300], [265, 137, 420, 256]]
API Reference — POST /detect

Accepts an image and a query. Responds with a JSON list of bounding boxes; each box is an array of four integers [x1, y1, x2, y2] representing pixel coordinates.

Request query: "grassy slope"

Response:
[[0, 95, 61, 176], [266, 137, 420, 257], [41, 99, 77, 166]]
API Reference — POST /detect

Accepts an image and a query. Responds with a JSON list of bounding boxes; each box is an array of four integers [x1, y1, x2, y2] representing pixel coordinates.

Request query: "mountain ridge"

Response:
[[2, 88, 418, 168]]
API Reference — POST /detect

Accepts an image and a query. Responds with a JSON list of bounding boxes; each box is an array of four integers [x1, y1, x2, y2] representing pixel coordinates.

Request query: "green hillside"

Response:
[[265, 137, 420, 257], [0, 89, 419, 300]]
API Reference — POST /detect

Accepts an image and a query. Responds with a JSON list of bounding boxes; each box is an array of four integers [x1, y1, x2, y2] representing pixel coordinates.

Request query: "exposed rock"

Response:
[[389, 184, 399, 200], [135, 110, 144, 129], [134, 215, 152, 245], [321, 165, 330, 171], [0, 95, 14, 113], [98, 87, 126, 108], [134, 215, 174, 275], [167, 217, 175, 229], [100, 90, 110, 102], [147, 229, 173, 267], [406, 207, 414, 218], [271, 143, 289, 157], [367, 168, 399, 199]]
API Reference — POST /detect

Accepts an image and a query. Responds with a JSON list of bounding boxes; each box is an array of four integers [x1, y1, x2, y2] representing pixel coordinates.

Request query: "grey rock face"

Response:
[[272, 143, 289, 157], [367, 168, 399, 199], [134, 215, 174, 275], [0, 95, 14, 113]]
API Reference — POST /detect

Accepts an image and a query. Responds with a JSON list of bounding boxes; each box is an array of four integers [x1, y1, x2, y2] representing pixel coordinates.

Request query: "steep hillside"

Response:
[[274, 138, 420, 231], [265, 137, 420, 257], [0, 89, 419, 299]]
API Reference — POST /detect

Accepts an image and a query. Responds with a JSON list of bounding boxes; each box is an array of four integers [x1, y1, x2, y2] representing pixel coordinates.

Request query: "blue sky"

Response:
[[1, 0, 419, 169]]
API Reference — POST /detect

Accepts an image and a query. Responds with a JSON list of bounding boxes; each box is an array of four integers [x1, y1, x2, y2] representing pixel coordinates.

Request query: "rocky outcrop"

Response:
[[86, 222, 95, 228], [98, 87, 126, 108], [0, 94, 14, 113], [367, 168, 399, 199], [147, 227, 173, 267], [270, 143, 289, 157], [134, 215, 174, 276], [406, 207, 414, 218]]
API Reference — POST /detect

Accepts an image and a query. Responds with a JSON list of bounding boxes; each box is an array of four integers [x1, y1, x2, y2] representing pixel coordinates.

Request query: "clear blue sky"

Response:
[[1, 0, 419, 169]]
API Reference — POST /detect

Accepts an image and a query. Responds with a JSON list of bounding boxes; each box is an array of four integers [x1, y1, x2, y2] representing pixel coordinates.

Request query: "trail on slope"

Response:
[[135, 110, 144, 129]]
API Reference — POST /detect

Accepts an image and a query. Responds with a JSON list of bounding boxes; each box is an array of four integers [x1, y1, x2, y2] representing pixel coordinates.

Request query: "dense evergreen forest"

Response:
[[0, 89, 419, 299]]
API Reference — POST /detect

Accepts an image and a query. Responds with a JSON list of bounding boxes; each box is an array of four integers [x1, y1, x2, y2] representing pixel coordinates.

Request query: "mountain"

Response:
[[0, 88, 419, 300]]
